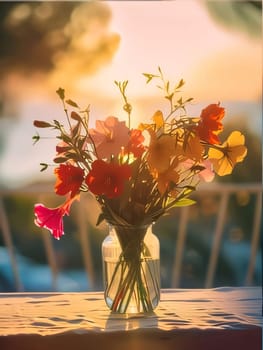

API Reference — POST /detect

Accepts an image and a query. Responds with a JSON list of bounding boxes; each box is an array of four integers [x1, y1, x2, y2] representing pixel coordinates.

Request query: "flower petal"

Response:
[[152, 110, 164, 129], [208, 131, 247, 176], [34, 199, 74, 239], [54, 164, 84, 198], [89, 116, 129, 159], [86, 160, 131, 198]]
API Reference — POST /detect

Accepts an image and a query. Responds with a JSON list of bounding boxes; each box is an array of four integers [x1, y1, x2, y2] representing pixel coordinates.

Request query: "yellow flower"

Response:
[[208, 131, 247, 176], [138, 110, 164, 132], [138, 122, 152, 131], [152, 110, 164, 129]]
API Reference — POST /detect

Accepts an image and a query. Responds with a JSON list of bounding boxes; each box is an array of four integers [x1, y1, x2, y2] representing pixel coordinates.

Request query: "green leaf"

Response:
[[77, 137, 85, 149], [182, 185, 196, 196], [173, 198, 196, 207], [66, 99, 79, 108], [60, 134, 72, 143], [175, 79, 185, 90], [71, 122, 81, 138], [40, 163, 48, 172], [53, 156, 68, 163], [165, 93, 174, 101], [64, 152, 82, 162], [165, 81, 170, 92], [32, 133, 40, 145], [56, 87, 65, 100], [177, 97, 183, 105], [142, 73, 153, 84], [53, 119, 62, 128]]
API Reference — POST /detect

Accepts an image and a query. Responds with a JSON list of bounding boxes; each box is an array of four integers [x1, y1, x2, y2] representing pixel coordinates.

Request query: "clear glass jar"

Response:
[[102, 224, 160, 314]]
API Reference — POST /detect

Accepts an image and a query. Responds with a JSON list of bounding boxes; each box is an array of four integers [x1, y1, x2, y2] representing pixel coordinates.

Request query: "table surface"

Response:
[[0, 287, 262, 350]]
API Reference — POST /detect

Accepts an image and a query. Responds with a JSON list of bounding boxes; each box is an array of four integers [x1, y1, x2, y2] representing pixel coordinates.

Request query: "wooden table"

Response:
[[0, 287, 262, 350]]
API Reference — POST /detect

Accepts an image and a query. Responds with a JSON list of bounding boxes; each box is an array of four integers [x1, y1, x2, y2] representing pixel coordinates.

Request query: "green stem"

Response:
[[107, 244, 158, 313]]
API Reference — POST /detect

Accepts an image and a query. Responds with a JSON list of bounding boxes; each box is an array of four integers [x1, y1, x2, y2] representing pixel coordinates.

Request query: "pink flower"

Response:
[[177, 159, 215, 184], [198, 160, 215, 182], [88, 116, 129, 159], [34, 198, 75, 240]]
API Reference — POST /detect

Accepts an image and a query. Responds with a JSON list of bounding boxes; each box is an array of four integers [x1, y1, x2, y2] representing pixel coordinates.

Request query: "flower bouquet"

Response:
[[33, 67, 247, 313]]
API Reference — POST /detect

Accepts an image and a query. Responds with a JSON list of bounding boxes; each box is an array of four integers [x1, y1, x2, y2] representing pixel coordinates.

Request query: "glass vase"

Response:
[[102, 224, 160, 314]]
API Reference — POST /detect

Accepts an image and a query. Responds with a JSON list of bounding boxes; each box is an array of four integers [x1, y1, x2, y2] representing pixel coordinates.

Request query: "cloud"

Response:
[[49, 2, 120, 88], [0, 1, 120, 116], [0, 2, 120, 77]]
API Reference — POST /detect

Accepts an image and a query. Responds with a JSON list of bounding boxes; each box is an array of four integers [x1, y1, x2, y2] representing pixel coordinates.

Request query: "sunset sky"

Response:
[[76, 1, 261, 102], [0, 0, 261, 187]]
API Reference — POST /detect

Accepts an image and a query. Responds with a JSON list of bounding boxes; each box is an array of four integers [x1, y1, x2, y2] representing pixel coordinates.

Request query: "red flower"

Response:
[[85, 159, 131, 198], [125, 129, 145, 158], [54, 164, 84, 198], [196, 103, 225, 144], [34, 198, 74, 240]]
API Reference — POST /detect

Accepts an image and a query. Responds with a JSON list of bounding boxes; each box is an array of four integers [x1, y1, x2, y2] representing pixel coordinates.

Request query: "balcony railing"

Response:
[[0, 182, 262, 292]]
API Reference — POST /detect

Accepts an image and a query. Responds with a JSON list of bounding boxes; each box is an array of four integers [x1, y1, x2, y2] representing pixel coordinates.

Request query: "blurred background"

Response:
[[0, 1, 262, 292]]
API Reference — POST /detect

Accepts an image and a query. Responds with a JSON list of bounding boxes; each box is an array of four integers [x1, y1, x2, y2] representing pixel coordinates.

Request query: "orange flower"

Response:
[[33, 71, 248, 243], [182, 133, 204, 161], [54, 164, 85, 198], [155, 166, 180, 195], [208, 131, 247, 176], [196, 103, 225, 144], [147, 130, 175, 173]]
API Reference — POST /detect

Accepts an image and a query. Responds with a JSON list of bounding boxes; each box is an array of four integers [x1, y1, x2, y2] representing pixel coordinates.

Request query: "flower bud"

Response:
[[33, 120, 52, 128]]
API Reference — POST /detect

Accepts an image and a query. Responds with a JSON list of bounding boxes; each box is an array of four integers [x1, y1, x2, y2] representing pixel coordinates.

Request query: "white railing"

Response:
[[171, 183, 262, 288], [0, 183, 262, 291]]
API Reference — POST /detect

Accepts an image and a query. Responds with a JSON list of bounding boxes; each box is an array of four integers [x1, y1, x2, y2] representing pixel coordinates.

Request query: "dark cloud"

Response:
[[0, 1, 120, 118], [0, 1, 120, 76], [51, 2, 120, 80]]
